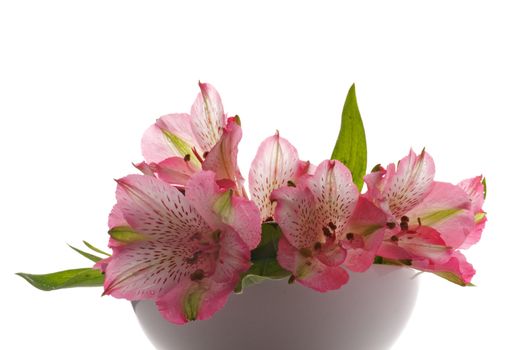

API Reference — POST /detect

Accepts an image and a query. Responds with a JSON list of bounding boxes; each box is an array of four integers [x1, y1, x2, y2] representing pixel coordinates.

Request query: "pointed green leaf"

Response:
[[83, 241, 110, 256], [482, 177, 487, 199], [234, 260, 290, 293], [331, 83, 367, 191], [68, 244, 102, 263], [16, 268, 104, 291]]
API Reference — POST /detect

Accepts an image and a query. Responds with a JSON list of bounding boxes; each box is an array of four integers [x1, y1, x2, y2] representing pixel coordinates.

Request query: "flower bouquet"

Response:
[[18, 83, 486, 348]]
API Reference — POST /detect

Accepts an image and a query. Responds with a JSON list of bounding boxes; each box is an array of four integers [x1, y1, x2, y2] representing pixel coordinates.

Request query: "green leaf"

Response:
[[235, 223, 290, 293], [83, 241, 110, 256], [16, 268, 104, 291], [331, 83, 367, 191], [68, 244, 102, 263], [234, 260, 290, 293], [482, 177, 487, 199], [434, 271, 475, 287]]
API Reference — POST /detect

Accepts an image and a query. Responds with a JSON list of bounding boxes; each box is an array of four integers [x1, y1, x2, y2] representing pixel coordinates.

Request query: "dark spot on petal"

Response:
[[190, 269, 205, 281]]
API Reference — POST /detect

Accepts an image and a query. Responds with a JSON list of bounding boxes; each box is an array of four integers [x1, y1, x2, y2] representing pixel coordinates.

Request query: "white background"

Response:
[[1, 1, 526, 349]]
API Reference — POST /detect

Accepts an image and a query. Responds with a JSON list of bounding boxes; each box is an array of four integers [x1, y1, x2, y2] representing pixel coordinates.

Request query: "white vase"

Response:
[[133, 265, 419, 350]]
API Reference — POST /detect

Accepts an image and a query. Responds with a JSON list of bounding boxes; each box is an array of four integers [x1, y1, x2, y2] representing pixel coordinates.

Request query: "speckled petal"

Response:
[[115, 175, 210, 241], [383, 149, 435, 218], [249, 132, 300, 221], [271, 185, 319, 249], [308, 160, 359, 240]]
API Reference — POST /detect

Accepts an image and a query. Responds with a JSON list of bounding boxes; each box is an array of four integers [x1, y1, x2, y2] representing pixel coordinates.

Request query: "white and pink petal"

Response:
[[308, 160, 359, 239], [249, 132, 301, 221], [115, 174, 210, 241], [383, 149, 435, 218], [190, 82, 226, 152]]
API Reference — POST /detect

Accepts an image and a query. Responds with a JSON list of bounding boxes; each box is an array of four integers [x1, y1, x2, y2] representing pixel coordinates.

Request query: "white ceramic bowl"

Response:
[[133, 265, 419, 350]]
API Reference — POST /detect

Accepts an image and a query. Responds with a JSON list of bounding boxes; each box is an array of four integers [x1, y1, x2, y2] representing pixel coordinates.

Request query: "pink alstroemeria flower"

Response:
[[364, 149, 481, 284], [249, 132, 311, 221], [96, 171, 260, 324], [270, 160, 387, 292], [137, 83, 245, 195]]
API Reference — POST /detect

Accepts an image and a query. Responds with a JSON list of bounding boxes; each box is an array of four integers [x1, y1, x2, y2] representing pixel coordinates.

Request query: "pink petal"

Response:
[[458, 176, 485, 213], [343, 231, 384, 272], [412, 251, 475, 285], [202, 117, 245, 196], [108, 204, 127, 228], [397, 226, 452, 263], [271, 185, 319, 250], [317, 240, 347, 267], [383, 149, 435, 218], [186, 171, 261, 250], [141, 113, 199, 164], [190, 82, 226, 152], [211, 229, 251, 284], [156, 278, 235, 324], [363, 166, 387, 208], [307, 160, 359, 240], [133, 161, 156, 177], [343, 196, 387, 272], [115, 175, 209, 240], [249, 132, 301, 221], [460, 216, 486, 249], [407, 182, 474, 249], [102, 239, 210, 300], [277, 238, 349, 292], [153, 157, 198, 187]]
